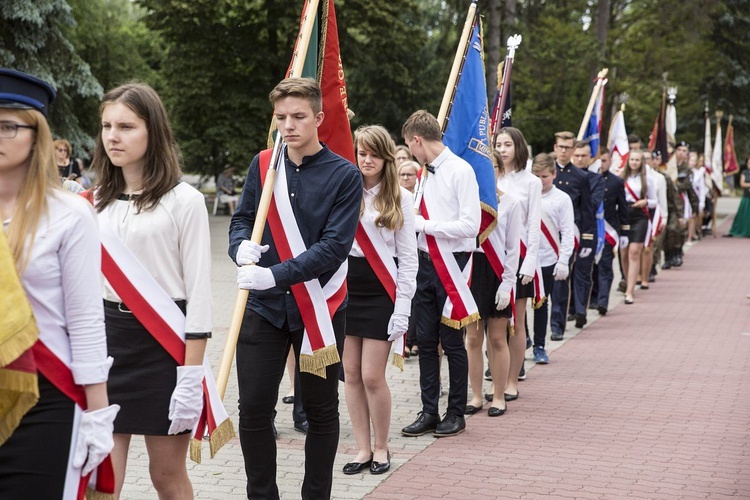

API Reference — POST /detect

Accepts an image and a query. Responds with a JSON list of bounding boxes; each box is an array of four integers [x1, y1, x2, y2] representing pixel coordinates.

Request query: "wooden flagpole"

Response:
[[577, 68, 608, 141], [217, 0, 321, 400], [491, 34, 522, 142]]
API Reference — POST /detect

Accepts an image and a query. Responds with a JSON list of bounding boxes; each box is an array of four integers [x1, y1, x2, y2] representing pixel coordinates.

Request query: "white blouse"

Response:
[[539, 186, 576, 267], [497, 168, 542, 276], [624, 174, 657, 209], [98, 182, 212, 335], [495, 192, 521, 294], [350, 183, 418, 307], [7, 191, 109, 385]]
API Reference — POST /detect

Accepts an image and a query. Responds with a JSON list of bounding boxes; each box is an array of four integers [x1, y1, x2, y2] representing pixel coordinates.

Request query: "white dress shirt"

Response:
[[350, 184, 418, 307], [646, 165, 668, 218], [539, 186, 576, 267], [99, 182, 213, 335], [497, 168, 542, 276], [692, 166, 707, 211], [418, 146, 481, 253], [496, 192, 521, 294], [7, 191, 109, 385], [624, 174, 658, 209]]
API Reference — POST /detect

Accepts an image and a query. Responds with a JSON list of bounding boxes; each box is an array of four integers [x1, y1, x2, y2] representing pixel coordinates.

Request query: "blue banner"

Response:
[[443, 20, 498, 225]]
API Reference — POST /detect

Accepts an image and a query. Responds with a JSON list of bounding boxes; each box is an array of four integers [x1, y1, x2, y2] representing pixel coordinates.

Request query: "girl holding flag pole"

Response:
[[342, 125, 418, 475], [91, 83, 214, 498], [0, 69, 119, 498]]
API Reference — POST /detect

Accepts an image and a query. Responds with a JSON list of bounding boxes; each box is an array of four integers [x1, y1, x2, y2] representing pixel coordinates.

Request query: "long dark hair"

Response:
[[496, 127, 530, 172], [92, 83, 182, 212]]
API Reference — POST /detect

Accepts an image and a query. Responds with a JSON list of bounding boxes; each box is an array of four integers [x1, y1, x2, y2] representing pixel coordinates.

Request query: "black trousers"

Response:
[[0, 375, 75, 499], [236, 310, 345, 500], [413, 252, 469, 417], [593, 243, 616, 308], [532, 264, 555, 348]]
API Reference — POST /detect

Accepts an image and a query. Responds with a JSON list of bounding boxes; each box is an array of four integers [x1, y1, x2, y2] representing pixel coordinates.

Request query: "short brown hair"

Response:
[[574, 140, 590, 151], [531, 153, 556, 174], [53, 139, 71, 155], [269, 78, 322, 114], [401, 110, 442, 142], [554, 131, 576, 142]]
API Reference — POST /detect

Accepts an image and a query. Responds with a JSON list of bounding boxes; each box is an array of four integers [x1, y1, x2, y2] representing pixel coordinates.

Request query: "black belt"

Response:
[[418, 250, 468, 262], [104, 299, 186, 314]]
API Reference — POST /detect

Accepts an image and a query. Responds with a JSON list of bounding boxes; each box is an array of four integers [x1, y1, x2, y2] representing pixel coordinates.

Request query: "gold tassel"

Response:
[[86, 488, 115, 500], [299, 345, 340, 379], [209, 418, 236, 459], [391, 353, 404, 371], [189, 437, 202, 464], [441, 312, 481, 330], [533, 296, 547, 310]]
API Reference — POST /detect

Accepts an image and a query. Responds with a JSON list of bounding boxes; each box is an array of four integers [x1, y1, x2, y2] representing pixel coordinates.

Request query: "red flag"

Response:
[[723, 116, 740, 176]]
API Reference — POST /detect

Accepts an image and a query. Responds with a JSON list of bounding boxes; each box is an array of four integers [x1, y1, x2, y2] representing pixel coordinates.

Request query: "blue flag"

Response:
[[583, 85, 605, 260], [443, 20, 498, 241]]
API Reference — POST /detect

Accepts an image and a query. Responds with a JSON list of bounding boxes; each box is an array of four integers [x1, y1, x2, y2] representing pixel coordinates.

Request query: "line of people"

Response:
[[2, 70, 700, 500]]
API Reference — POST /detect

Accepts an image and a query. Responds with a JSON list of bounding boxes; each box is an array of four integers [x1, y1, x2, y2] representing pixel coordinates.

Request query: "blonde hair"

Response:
[[401, 110, 442, 142], [398, 160, 420, 174], [53, 138, 71, 157], [6, 109, 61, 271], [531, 153, 556, 174], [621, 150, 648, 199], [354, 125, 404, 231]]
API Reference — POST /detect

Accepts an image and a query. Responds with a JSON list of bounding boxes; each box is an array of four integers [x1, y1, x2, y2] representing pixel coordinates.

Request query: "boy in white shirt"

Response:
[[531, 154, 575, 363]]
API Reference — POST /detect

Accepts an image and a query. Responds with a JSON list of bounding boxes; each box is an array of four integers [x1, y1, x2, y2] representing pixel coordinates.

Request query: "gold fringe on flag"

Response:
[[391, 353, 404, 371], [299, 344, 340, 378], [190, 437, 203, 464], [533, 296, 547, 310], [0, 369, 38, 446]]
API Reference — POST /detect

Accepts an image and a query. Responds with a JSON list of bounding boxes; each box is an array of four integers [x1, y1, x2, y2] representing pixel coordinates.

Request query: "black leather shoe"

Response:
[[433, 413, 465, 437], [343, 454, 372, 475], [504, 391, 519, 401], [488, 405, 506, 417], [551, 332, 564, 341], [597, 306, 607, 316], [294, 421, 308, 434], [464, 404, 482, 415], [566, 313, 575, 322], [574, 314, 587, 328], [401, 412, 441, 436], [370, 451, 391, 475], [662, 260, 672, 270], [617, 279, 627, 292], [282, 395, 294, 404], [484, 393, 493, 402]]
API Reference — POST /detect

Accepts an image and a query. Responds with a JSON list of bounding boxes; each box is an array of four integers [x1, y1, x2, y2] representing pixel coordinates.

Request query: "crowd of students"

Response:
[[1, 69, 709, 500]]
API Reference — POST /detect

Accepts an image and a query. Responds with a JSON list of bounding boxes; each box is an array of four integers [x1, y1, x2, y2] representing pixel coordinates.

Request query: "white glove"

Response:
[[619, 236, 629, 248], [168, 365, 204, 435], [414, 215, 426, 233], [387, 313, 410, 342], [237, 265, 276, 290], [552, 262, 569, 281], [579, 247, 592, 258], [520, 274, 533, 286], [237, 240, 269, 265], [495, 287, 511, 310], [73, 404, 120, 475]]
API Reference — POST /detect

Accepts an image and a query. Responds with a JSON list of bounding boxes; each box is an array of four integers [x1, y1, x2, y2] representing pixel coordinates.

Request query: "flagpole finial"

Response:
[[705, 101, 709, 112], [667, 87, 677, 103], [506, 34, 522, 59], [597, 68, 608, 79]]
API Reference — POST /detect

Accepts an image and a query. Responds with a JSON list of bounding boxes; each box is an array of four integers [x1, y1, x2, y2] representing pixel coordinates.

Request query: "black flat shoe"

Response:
[[484, 393, 493, 402], [504, 391, 519, 401], [488, 406, 506, 417], [464, 404, 482, 415], [282, 395, 294, 404], [343, 455, 373, 475], [370, 451, 391, 475]]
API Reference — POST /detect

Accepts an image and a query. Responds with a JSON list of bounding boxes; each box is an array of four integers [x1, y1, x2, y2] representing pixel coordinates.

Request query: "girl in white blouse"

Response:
[[0, 69, 117, 498], [619, 150, 657, 304], [91, 83, 212, 498], [343, 125, 417, 475], [495, 127, 542, 400]]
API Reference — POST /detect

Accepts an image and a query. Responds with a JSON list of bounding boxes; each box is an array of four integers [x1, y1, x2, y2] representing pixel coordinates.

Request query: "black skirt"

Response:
[[345, 256, 394, 340], [627, 205, 649, 243], [0, 375, 75, 499], [106, 305, 182, 435], [470, 252, 511, 318]]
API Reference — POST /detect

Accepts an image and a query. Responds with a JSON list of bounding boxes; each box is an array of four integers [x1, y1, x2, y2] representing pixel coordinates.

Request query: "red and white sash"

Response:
[[625, 181, 653, 247], [540, 211, 561, 258], [260, 148, 347, 378], [480, 226, 516, 331], [604, 220, 619, 250], [32, 333, 115, 499], [97, 222, 234, 463], [419, 197, 478, 329], [651, 204, 665, 241], [354, 220, 405, 369]]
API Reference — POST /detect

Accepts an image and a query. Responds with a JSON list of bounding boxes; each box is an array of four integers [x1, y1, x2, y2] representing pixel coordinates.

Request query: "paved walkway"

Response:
[[121, 198, 749, 499]]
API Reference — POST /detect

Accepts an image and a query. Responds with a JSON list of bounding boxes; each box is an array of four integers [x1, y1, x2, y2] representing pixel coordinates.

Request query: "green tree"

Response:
[[0, 0, 102, 149]]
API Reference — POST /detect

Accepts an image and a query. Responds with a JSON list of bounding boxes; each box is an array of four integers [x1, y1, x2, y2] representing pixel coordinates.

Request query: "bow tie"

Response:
[[425, 164, 436, 174]]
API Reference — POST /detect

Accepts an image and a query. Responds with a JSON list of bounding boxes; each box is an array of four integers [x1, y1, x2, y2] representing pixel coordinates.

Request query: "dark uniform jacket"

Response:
[[601, 170, 629, 234], [555, 162, 596, 249]]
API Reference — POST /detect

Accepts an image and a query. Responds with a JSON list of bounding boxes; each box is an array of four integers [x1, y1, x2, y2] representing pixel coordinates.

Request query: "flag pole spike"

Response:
[[577, 68, 608, 140], [217, 0, 322, 400]]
